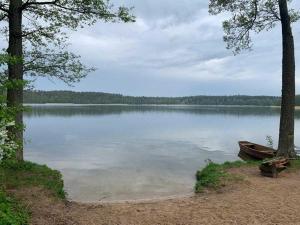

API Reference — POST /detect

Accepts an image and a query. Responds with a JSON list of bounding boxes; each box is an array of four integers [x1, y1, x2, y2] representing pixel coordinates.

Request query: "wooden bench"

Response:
[[259, 157, 289, 178]]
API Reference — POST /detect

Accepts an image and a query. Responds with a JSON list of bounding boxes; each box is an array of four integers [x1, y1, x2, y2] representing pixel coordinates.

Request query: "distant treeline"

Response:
[[23, 90, 300, 106]]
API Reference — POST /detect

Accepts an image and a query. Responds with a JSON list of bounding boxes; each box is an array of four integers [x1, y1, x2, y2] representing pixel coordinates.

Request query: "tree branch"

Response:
[[23, 2, 116, 18], [0, 13, 7, 21], [21, 0, 59, 10], [22, 27, 46, 37], [235, 0, 258, 43], [0, 3, 8, 13]]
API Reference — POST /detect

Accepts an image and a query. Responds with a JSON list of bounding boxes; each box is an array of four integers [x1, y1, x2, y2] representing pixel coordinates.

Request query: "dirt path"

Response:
[[15, 168, 300, 225]]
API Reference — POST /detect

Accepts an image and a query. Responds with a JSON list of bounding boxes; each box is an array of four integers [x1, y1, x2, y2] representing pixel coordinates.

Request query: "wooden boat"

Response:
[[238, 149, 255, 161], [238, 141, 276, 160]]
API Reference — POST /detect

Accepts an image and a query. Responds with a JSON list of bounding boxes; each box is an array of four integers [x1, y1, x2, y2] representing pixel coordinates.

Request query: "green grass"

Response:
[[287, 158, 300, 172], [0, 160, 66, 199], [222, 160, 261, 169], [195, 159, 300, 193], [0, 160, 66, 225], [195, 160, 260, 193], [0, 191, 29, 225]]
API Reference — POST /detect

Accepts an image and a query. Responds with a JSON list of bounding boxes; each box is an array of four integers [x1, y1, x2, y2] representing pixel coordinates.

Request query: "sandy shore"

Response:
[[13, 167, 300, 225]]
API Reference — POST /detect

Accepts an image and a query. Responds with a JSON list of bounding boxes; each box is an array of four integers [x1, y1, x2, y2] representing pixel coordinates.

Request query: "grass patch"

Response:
[[0, 190, 29, 225], [195, 160, 260, 193], [0, 160, 66, 199], [222, 160, 260, 169], [286, 158, 300, 172]]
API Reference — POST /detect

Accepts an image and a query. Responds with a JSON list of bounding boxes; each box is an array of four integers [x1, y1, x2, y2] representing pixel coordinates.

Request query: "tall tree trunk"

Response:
[[7, 0, 24, 161], [277, 0, 296, 158]]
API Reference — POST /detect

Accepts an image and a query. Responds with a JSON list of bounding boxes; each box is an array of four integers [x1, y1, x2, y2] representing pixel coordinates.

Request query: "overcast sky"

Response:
[[34, 0, 300, 96]]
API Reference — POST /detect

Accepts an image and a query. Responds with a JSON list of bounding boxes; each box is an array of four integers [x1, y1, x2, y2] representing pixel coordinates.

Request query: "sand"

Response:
[[12, 167, 300, 225]]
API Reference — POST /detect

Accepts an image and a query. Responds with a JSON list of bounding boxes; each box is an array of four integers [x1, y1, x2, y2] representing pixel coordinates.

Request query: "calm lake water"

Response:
[[24, 105, 300, 202]]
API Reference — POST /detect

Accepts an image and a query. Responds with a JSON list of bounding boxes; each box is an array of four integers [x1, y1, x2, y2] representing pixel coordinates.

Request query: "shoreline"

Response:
[[25, 103, 291, 107], [13, 166, 300, 225], [24, 103, 300, 109], [4, 160, 300, 225]]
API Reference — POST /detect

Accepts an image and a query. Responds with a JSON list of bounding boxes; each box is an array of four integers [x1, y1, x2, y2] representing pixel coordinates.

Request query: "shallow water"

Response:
[[24, 105, 300, 202]]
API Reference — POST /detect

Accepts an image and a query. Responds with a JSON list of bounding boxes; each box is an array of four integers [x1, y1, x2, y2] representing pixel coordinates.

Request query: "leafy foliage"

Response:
[[0, 55, 21, 161], [266, 135, 274, 148], [0, 121, 18, 161], [209, 0, 300, 54], [24, 48, 94, 85], [0, 191, 29, 225], [0, 0, 135, 84]]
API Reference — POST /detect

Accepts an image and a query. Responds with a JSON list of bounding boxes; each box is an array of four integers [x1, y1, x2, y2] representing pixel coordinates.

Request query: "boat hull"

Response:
[[238, 141, 276, 160]]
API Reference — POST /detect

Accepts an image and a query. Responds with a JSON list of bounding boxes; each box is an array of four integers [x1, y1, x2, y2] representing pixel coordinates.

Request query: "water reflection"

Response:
[[23, 105, 300, 202], [24, 104, 288, 117]]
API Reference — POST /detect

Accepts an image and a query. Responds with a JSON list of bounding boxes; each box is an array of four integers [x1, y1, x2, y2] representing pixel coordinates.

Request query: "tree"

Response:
[[0, 0, 135, 161], [209, 0, 299, 157]]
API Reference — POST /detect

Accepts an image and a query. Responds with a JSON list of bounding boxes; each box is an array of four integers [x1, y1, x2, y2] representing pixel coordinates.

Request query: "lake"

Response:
[[24, 105, 300, 202]]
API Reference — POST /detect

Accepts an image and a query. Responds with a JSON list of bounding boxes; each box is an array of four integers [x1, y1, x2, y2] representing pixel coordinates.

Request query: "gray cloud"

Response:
[[29, 0, 300, 96]]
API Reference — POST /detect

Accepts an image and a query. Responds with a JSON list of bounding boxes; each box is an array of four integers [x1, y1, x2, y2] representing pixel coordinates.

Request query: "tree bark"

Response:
[[7, 0, 24, 161], [277, 0, 296, 158]]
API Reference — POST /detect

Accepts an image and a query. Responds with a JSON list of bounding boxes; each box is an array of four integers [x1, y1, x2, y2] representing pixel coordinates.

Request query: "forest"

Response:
[[23, 90, 298, 106]]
